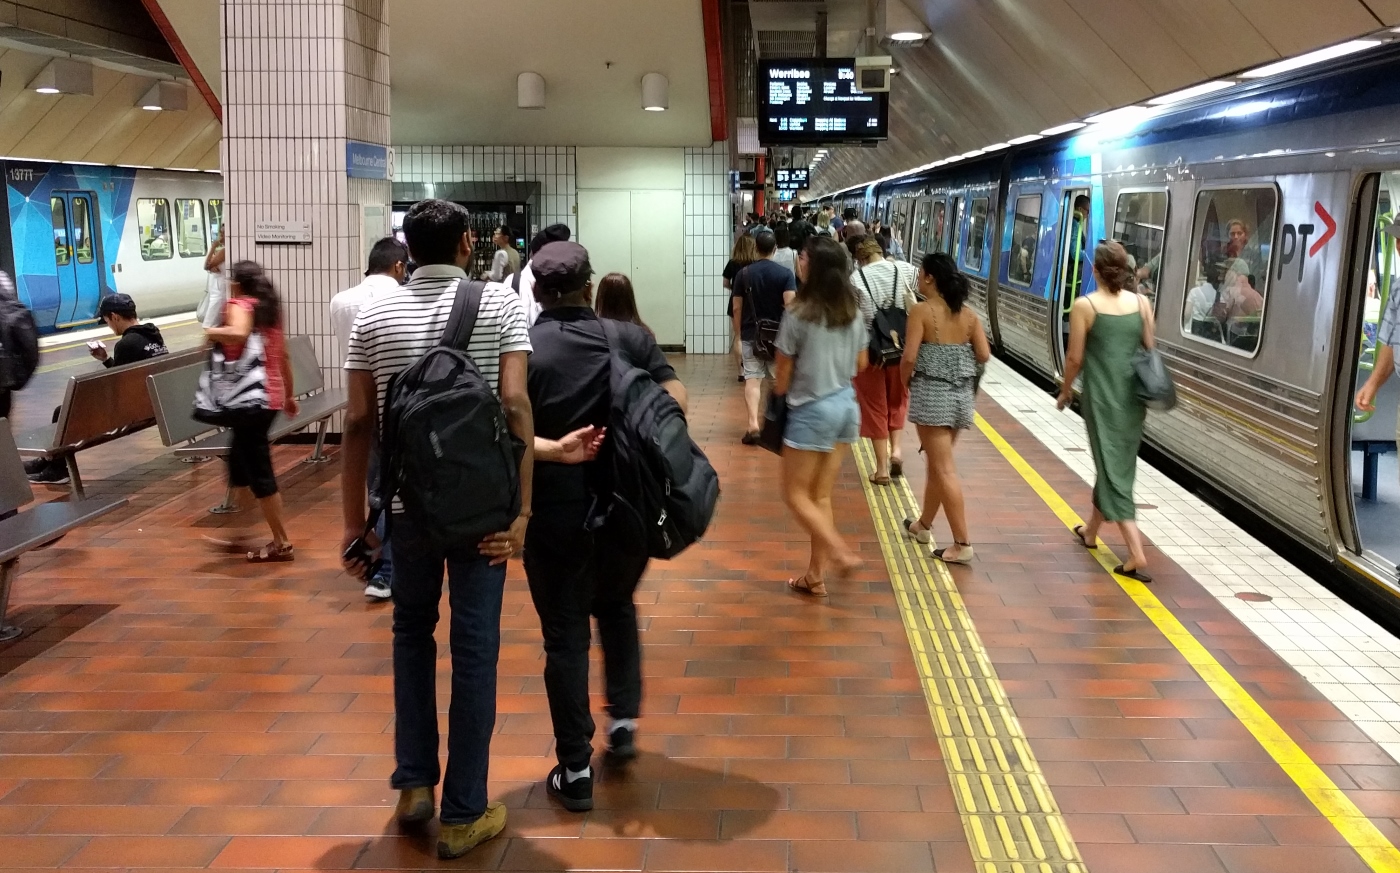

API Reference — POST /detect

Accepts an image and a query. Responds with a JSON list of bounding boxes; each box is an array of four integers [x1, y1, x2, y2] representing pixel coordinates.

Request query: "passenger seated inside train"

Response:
[[1184, 258, 1227, 340], [1136, 253, 1161, 303], [1226, 218, 1267, 283], [1184, 257, 1264, 347]]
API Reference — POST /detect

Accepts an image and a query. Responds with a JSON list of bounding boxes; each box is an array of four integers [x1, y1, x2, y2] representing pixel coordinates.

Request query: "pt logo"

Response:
[[1277, 201, 1337, 282]]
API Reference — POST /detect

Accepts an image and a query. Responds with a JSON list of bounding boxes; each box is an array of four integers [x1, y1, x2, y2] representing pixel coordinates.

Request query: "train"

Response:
[[815, 39, 1400, 606], [0, 160, 223, 332]]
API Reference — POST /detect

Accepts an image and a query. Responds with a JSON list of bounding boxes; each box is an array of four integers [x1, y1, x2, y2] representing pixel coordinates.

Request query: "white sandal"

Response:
[[903, 518, 932, 545]]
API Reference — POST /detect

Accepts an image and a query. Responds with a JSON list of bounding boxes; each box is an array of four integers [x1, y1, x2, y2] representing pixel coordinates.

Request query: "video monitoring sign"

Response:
[[775, 169, 809, 190], [759, 59, 889, 146]]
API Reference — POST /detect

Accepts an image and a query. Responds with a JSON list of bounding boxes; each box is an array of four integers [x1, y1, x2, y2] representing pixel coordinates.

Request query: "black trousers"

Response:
[[226, 409, 279, 498], [523, 504, 649, 770]]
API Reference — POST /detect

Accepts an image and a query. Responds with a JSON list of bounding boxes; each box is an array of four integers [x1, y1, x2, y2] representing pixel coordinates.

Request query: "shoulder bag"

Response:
[[742, 267, 782, 362], [758, 390, 788, 455], [1130, 293, 1178, 411], [192, 329, 270, 425], [860, 264, 908, 368]]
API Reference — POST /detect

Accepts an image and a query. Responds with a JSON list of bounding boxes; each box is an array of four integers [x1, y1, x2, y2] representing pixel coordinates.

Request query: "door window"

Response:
[[208, 199, 224, 242], [138, 198, 172, 261], [176, 199, 207, 257], [50, 198, 69, 266], [911, 200, 931, 260], [965, 198, 990, 270], [946, 198, 964, 257], [1180, 186, 1277, 355], [1008, 194, 1041, 286], [930, 200, 947, 253], [71, 196, 94, 264], [1112, 191, 1169, 308]]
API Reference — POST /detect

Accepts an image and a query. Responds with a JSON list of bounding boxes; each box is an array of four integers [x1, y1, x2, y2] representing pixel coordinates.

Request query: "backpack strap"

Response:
[[512, 264, 523, 295], [441, 279, 486, 350]]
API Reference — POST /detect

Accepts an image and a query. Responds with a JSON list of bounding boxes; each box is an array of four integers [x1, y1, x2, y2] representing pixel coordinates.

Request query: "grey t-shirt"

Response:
[[775, 309, 866, 407]]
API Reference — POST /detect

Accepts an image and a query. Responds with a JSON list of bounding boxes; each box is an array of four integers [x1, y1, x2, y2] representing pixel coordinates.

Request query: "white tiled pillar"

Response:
[[684, 142, 734, 354], [220, 0, 391, 390]]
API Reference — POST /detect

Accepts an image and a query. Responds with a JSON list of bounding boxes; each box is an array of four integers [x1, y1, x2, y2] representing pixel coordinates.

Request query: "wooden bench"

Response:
[[15, 349, 205, 499], [0, 419, 126, 642], [147, 336, 347, 512]]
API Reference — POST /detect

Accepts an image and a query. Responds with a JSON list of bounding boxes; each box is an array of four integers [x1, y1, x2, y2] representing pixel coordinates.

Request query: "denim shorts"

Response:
[[784, 386, 860, 453]]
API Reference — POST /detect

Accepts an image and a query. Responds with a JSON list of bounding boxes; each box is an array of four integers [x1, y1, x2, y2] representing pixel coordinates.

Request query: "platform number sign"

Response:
[[1278, 202, 1337, 283]]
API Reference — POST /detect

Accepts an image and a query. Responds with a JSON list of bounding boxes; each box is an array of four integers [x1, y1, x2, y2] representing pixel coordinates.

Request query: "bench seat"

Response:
[[173, 387, 347, 458], [0, 497, 128, 565]]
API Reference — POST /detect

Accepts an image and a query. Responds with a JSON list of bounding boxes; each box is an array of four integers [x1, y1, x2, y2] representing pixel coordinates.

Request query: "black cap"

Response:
[[532, 241, 592, 296], [97, 293, 136, 316]]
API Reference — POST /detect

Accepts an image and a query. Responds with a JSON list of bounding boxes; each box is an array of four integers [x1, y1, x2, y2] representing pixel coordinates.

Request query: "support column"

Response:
[[220, 0, 391, 392]]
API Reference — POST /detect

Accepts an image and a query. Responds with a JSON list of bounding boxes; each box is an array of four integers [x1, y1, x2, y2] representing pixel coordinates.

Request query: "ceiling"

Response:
[[807, 0, 1400, 194]]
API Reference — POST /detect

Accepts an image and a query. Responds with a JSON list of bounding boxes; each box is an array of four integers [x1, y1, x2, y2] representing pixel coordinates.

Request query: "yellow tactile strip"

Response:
[[854, 441, 1088, 873]]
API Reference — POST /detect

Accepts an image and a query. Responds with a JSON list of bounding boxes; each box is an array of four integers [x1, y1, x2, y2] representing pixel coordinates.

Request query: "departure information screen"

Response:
[[775, 168, 809, 190], [758, 58, 889, 145]]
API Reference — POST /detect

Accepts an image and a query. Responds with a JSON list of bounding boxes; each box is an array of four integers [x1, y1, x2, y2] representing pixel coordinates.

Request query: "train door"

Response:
[[1051, 188, 1091, 372], [930, 199, 947, 255], [49, 191, 103, 326], [1341, 172, 1400, 571], [910, 199, 931, 261], [945, 196, 964, 259]]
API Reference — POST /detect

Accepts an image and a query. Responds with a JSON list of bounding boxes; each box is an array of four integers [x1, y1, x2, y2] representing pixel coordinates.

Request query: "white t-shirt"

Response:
[[514, 261, 543, 327], [1183, 281, 1218, 329], [771, 247, 796, 274], [330, 273, 400, 352], [489, 247, 520, 283]]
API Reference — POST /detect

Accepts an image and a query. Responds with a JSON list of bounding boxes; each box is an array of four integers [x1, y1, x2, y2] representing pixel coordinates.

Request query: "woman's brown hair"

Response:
[[792, 235, 859, 328], [729, 234, 758, 268], [1094, 240, 1135, 294], [595, 273, 652, 337]]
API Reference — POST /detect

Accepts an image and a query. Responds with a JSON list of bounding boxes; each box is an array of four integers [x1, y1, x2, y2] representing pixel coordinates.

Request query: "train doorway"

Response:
[[49, 191, 104, 327], [1051, 189, 1090, 372]]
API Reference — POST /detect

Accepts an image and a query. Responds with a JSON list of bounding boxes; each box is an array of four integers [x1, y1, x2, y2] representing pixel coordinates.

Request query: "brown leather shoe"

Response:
[[395, 786, 435, 825], [437, 802, 507, 859]]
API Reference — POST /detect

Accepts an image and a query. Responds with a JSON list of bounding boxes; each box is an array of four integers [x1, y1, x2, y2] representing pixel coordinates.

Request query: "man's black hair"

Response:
[[791, 204, 806, 220], [754, 230, 777, 257], [1074, 194, 1091, 213], [842, 207, 858, 221], [529, 223, 572, 257], [402, 199, 470, 266], [366, 236, 409, 275]]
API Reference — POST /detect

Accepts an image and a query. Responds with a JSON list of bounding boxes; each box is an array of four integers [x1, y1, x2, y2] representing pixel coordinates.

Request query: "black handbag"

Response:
[[759, 391, 788, 455]]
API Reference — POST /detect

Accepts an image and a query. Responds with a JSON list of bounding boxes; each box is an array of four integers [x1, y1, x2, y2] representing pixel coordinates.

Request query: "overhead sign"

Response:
[[758, 58, 889, 146], [346, 141, 391, 180], [775, 168, 809, 190], [254, 220, 312, 244]]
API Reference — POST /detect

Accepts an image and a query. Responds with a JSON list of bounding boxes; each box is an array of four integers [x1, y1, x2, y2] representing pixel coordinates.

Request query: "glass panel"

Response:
[[891, 200, 911, 258], [71, 197, 94, 264], [965, 198, 989, 270], [946, 198, 963, 257], [1113, 191, 1169, 309], [50, 198, 69, 267], [138, 199, 172, 261], [930, 200, 947, 253], [1181, 187, 1277, 354], [1008, 194, 1041, 285], [208, 199, 224, 242], [175, 199, 207, 258], [911, 200, 931, 259]]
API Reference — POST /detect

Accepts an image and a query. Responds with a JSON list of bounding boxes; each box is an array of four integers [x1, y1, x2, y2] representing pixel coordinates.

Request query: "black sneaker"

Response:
[[28, 462, 69, 485], [22, 458, 46, 475], [606, 725, 637, 763], [545, 764, 593, 812], [741, 431, 760, 446]]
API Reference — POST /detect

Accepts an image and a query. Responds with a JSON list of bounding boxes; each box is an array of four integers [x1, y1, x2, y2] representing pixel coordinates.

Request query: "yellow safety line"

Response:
[[973, 411, 1400, 873]]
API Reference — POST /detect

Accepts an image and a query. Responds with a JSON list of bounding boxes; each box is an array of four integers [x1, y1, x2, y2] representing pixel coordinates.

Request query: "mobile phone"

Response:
[[341, 536, 382, 581], [86, 340, 103, 350]]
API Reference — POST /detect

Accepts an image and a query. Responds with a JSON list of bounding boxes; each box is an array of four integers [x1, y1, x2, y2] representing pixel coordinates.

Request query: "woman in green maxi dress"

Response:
[[1057, 241, 1154, 582]]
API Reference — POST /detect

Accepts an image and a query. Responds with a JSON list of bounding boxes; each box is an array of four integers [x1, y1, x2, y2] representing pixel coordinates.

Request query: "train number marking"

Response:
[[1277, 202, 1336, 283], [8, 169, 32, 183]]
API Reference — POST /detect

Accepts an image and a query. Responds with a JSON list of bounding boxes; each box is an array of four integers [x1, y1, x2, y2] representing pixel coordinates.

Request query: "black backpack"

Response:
[[0, 273, 38, 391], [599, 320, 719, 559], [377, 280, 521, 547], [859, 264, 909, 368]]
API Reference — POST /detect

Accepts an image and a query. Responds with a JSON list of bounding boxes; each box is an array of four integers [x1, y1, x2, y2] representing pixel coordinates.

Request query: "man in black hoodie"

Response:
[[26, 294, 169, 484]]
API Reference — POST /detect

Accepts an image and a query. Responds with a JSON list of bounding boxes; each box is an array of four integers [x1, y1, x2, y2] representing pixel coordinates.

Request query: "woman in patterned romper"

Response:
[[899, 253, 991, 564]]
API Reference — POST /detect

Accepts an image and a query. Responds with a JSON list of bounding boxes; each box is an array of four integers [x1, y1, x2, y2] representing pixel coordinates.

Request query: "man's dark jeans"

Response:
[[523, 504, 649, 770], [389, 512, 504, 825]]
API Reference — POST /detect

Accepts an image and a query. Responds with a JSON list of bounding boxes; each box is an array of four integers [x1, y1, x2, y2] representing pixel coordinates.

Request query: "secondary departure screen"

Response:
[[759, 59, 889, 145]]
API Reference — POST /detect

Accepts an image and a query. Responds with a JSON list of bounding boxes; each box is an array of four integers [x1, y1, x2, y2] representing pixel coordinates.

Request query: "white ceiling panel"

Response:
[[1228, 0, 1383, 56]]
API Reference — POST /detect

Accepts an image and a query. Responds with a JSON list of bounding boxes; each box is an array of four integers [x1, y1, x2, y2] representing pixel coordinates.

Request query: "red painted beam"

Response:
[[139, 0, 222, 123], [701, 0, 727, 143]]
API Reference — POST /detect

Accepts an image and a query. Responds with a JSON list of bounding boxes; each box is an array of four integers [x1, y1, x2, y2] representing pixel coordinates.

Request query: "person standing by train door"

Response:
[[1356, 287, 1400, 424]]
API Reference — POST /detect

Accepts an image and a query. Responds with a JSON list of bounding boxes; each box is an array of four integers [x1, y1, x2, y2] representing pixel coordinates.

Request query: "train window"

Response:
[[175, 199, 207, 258], [947, 197, 964, 257], [1008, 194, 1041, 285], [930, 200, 947, 253], [208, 199, 224, 241], [138, 198, 172, 261], [1113, 191, 1169, 309], [1181, 186, 1276, 355], [71, 197, 94, 264], [965, 198, 989, 270], [911, 200, 931, 258], [50, 198, 69, 267]]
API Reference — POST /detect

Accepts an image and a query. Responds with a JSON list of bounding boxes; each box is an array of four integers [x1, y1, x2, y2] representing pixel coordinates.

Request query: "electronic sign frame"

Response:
[[775, 168, 810, 190], [758, 58, 889, 146]]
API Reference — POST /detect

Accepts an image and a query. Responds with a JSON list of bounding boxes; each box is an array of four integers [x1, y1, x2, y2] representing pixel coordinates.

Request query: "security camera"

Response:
[[854, 56, 893, 93]]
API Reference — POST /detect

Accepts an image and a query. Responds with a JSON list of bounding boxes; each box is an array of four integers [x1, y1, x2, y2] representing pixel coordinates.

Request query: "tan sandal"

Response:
[[247, 542, 295, 563], [787, 575, 829, 598]]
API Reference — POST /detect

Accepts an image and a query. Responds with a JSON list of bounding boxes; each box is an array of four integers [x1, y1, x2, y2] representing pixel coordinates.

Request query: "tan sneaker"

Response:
[[395, 786, 435, 825], [437, 802, 507, 860]]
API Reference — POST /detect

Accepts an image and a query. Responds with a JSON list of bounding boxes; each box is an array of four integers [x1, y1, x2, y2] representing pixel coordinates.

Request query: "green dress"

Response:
[[1081, 302, 1147, 522]]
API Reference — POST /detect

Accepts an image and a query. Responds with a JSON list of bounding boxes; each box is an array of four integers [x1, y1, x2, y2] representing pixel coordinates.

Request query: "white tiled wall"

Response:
[[394, 147, 577, 234], [684, 142, 733, 354], [220, 0, 392, 388]]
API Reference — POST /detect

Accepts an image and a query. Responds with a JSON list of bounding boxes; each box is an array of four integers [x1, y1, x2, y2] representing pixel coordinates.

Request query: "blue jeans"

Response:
[[374, 511, 393, 583], [389, 512, 504, 825]]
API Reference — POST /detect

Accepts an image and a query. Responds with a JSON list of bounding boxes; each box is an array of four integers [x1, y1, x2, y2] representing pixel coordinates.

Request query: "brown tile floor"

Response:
[[0, 353, 1396, 872]]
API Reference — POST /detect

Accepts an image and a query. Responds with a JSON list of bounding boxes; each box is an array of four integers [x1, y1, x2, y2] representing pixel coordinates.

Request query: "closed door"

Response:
[[577, 189, 685, 346], [50, 191, 104, 326]]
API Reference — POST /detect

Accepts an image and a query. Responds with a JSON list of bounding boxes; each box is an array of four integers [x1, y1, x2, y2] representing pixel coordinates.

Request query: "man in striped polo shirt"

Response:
[[340, 199, 534, 860]]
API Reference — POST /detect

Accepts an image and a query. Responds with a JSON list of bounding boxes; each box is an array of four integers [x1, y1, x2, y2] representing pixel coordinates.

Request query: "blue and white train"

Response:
[[0, 160, 223, 332], [819, 39, 1400, 611]]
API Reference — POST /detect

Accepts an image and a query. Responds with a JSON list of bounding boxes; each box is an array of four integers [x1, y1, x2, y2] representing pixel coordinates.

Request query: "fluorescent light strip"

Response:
[[1241, 39, 1381, 79], [1148, 79, 1235, 105], [1040, 121, 1086, 136], [1083, 104, 1155, 126], [1009, 133, 1044, 145]]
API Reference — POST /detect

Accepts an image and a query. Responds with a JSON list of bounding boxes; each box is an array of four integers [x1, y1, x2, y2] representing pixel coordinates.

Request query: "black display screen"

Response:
[[775, 169, 809, 190], [759, 58, 889, 145]]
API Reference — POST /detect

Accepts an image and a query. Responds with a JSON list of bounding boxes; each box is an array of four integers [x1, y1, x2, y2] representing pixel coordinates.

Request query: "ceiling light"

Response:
[[982, 142, 1010, 152], [1083, 105, 1155, 126], [1241, 39, 1381, 79], [1148, 79, 1235, 106], [138, 81, 187, 112], [642, 73, 669, 111], [882, 0, 931, 46], [889, 32, 925, 43], [29, 58, 93, 96], [517, 72, 545, 110], [1041, 121, 1087, 136], [958, 149, 984, 159], [1008, 133, 1044, 145]]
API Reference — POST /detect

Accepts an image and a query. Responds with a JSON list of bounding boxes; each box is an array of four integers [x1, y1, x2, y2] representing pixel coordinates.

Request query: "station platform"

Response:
[[1, 347, 1399, 873]]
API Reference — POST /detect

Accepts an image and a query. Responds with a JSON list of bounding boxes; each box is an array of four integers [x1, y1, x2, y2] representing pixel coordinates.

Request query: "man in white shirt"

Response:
[[331, 237, 407, 350], [330, 237, 408, 602], [513, 224, 571, 327], [340, 199, 534, 861]]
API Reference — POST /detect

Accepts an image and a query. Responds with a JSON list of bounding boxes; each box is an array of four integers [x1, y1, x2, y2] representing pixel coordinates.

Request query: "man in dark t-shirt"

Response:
[[523, 241, 688, 814], [731, 230, 796, 442]]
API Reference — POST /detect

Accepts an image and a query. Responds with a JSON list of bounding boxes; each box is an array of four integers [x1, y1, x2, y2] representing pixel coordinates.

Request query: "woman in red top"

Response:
[[205, 260, 298, 562]]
